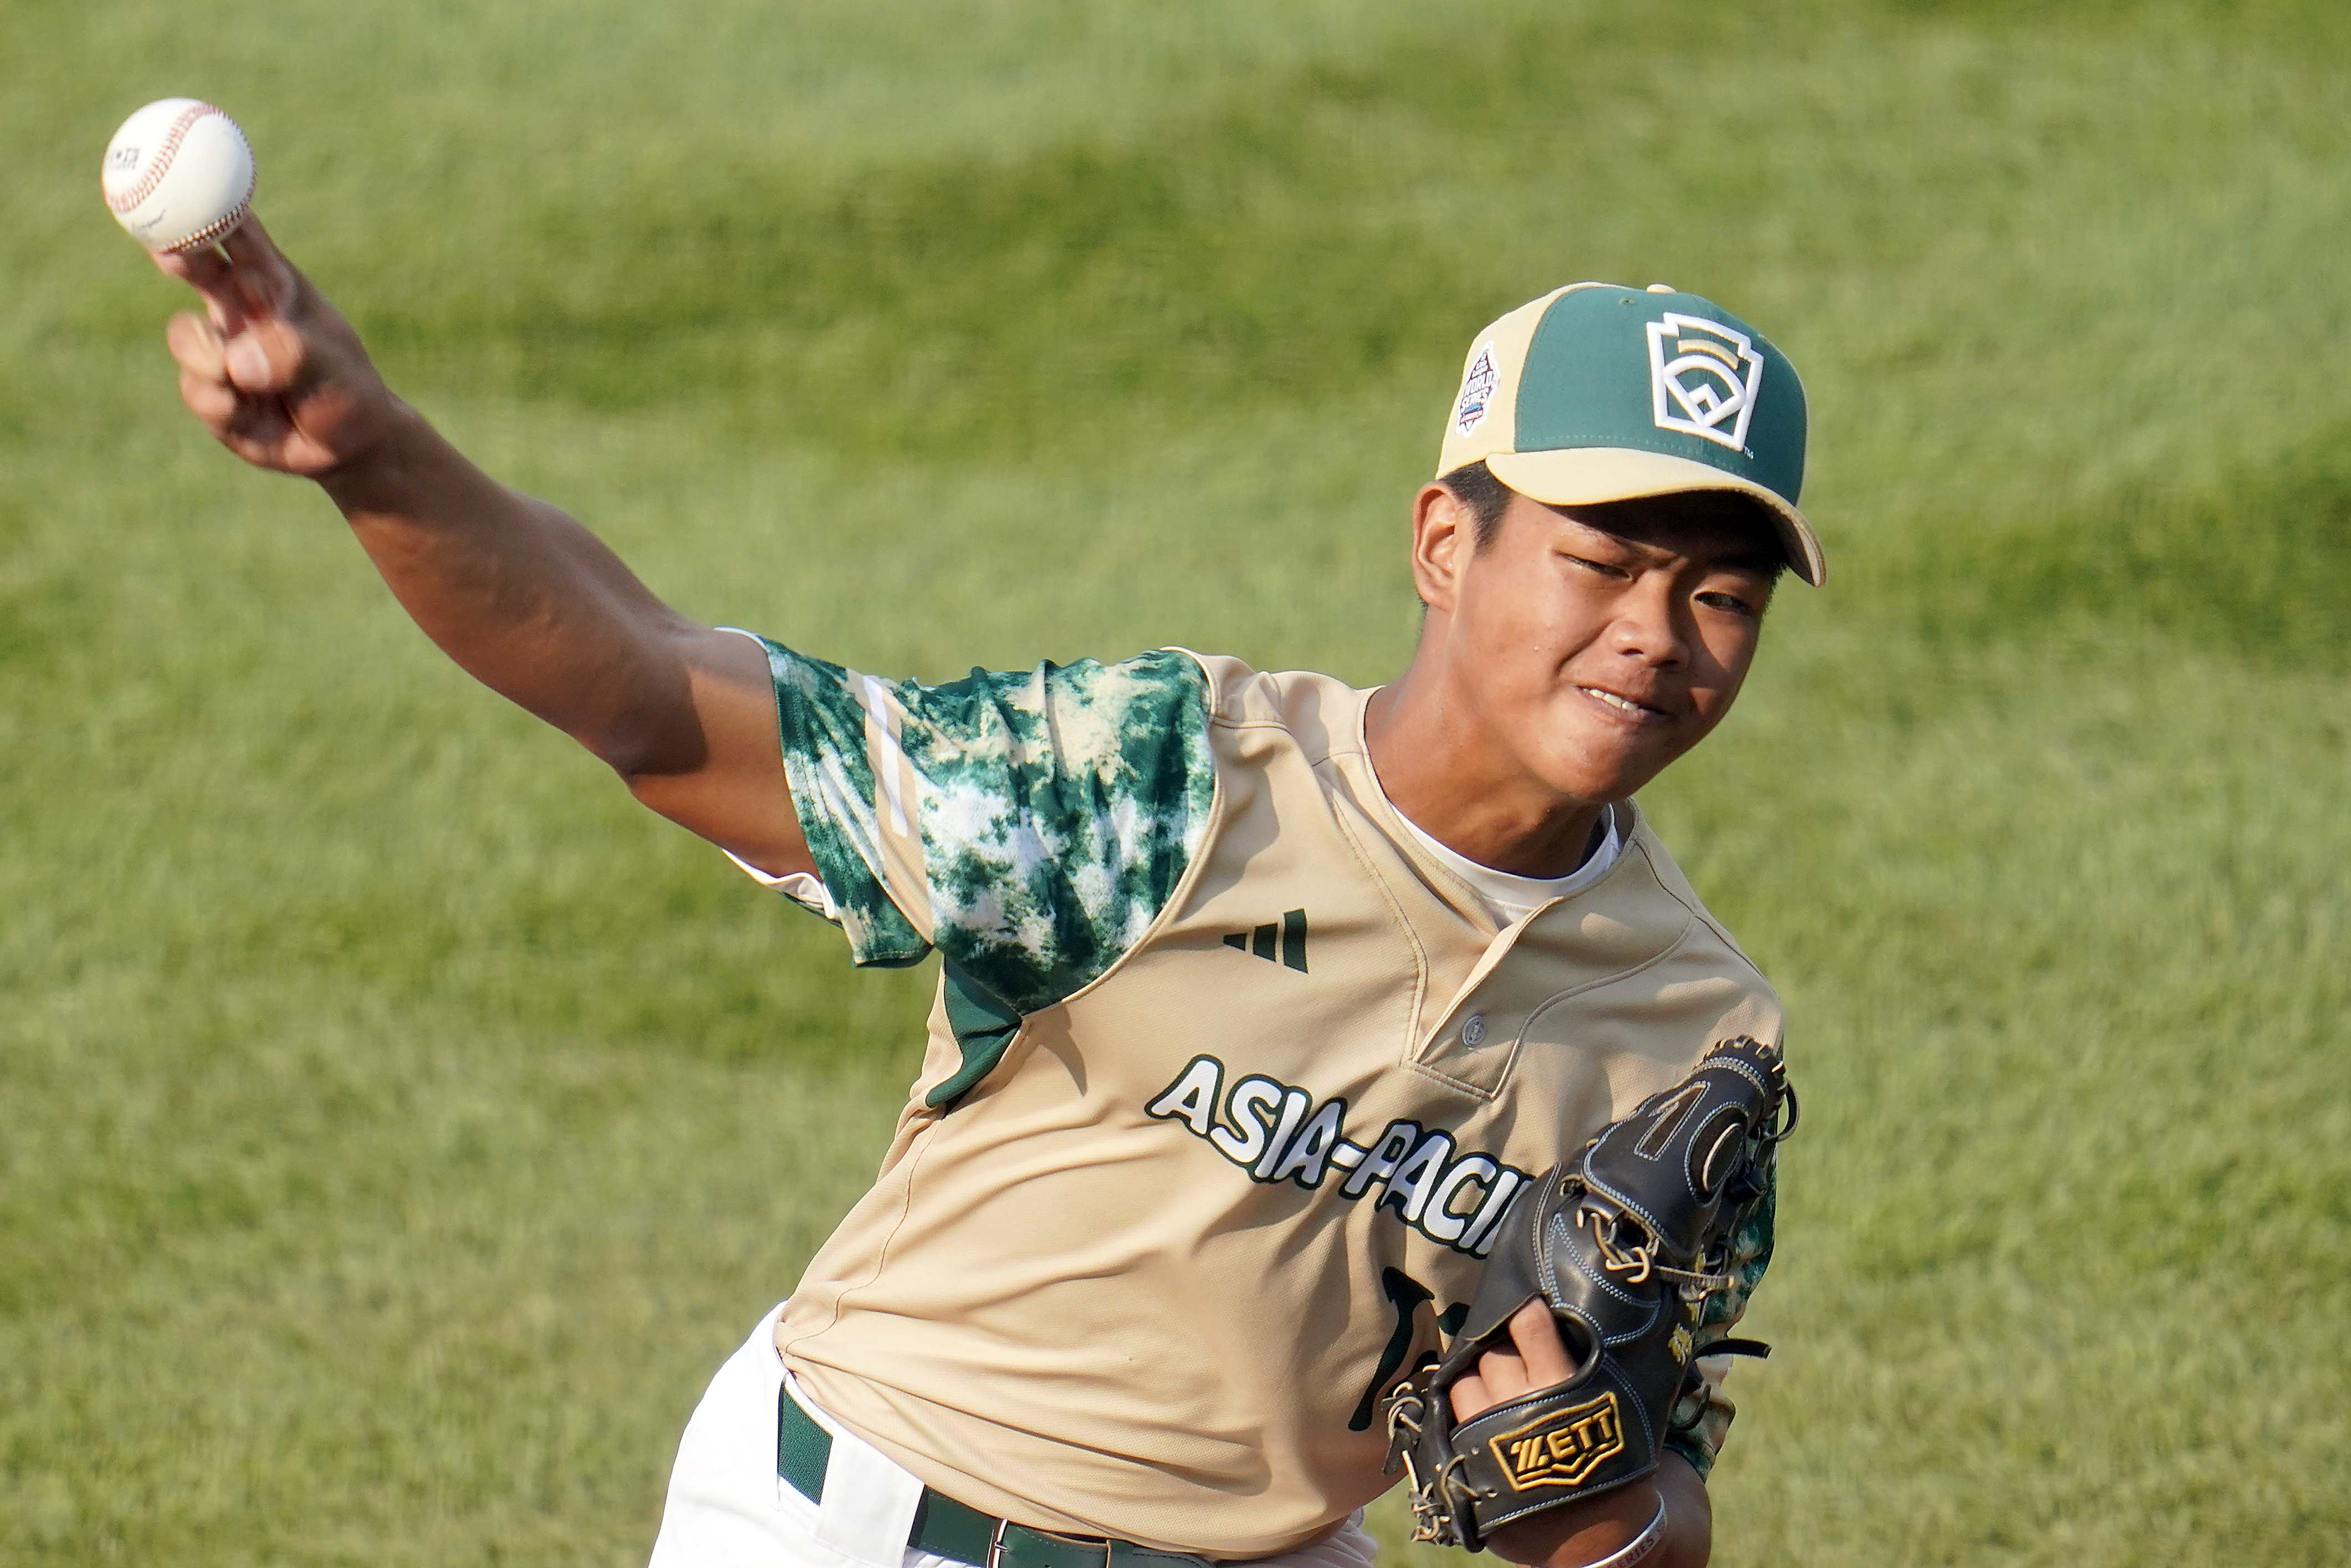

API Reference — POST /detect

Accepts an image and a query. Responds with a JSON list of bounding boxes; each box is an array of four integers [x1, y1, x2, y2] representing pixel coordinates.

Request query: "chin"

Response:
[[1535, 762, 1648, 806], [1536, 734, 1671, 805]]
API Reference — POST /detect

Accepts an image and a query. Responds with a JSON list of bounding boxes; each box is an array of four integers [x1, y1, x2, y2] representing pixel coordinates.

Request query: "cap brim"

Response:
[[1483, 448, 1825, 586]]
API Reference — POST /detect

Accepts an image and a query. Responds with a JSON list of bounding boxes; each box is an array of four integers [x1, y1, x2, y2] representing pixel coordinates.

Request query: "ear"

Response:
[[1409, 482, 1471, 614]]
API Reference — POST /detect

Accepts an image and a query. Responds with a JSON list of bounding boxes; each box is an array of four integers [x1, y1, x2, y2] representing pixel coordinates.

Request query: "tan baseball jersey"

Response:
[[736, 638, 1782, 1561]]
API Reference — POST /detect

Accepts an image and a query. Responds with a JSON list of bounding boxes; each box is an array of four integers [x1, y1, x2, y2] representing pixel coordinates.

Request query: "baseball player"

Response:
[[152, 217, 1821, 1568]]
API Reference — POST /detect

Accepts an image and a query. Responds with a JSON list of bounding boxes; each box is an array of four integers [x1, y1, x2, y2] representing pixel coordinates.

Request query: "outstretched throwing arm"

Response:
[[155, 218, 807, 878]]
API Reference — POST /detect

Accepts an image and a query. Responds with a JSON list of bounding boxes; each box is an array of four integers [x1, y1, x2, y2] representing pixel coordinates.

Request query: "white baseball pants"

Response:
[[646, 1303, 1381, 1568]]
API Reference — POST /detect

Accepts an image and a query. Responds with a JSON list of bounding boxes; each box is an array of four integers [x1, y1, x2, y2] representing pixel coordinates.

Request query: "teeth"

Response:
[[1584, 688, 1647, 716]]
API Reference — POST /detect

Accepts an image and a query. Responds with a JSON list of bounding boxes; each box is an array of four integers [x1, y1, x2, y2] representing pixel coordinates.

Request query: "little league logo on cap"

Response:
[[1646, 314, 1762, 452], [1435, 283, 1826, 585]]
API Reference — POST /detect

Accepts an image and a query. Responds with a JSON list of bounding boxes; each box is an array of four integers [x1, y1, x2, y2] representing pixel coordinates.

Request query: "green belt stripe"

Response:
[[775, 1388, 1212, 1568], [777, 1385, 1003, 1565], [914, 1488, 1001, 1566]]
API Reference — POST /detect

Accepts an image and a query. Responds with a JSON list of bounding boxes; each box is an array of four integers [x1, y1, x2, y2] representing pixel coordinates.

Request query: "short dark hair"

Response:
[[1438, 460, 1518, 550], [1438, 459, 1787, 580]]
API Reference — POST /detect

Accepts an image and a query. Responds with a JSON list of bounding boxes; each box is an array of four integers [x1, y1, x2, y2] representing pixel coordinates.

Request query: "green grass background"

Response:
[[4, 0, 2347, 1563]]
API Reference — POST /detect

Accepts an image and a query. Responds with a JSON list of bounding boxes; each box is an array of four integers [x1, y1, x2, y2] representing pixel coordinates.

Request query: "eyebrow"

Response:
[[1552, 512, 1783, 578]]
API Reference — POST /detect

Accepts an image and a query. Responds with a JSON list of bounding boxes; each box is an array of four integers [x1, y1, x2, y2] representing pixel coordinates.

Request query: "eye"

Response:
[[1562, 552, 1631, 579], [1695, 589, 1760, 617]]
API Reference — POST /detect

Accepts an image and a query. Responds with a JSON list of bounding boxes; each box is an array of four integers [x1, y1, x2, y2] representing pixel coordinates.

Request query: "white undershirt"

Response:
[[1391, 801, 1624, 927]]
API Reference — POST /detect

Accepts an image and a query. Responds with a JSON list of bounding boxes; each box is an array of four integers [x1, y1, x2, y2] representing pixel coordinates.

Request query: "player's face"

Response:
[[1430, 489, 1780, 805]]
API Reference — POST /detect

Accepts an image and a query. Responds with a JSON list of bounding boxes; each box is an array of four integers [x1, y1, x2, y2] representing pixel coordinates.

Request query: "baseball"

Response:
[[101, 98, 255, 253]]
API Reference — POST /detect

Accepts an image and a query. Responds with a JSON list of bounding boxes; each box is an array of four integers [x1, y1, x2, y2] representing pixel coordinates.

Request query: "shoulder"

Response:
[[906, 649, 1224, 1012], [893, 647, 1209, 753], [1618, 806, 1782, 1009], [1173, 650, 1367, 766], [881, 648, 1219, 844]]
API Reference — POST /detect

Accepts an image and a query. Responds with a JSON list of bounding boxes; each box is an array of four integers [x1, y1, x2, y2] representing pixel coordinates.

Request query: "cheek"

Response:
[[1458, 583, 1547, 681], [1690, 624, 1761, 708], [1463, 573, 1600, 669]]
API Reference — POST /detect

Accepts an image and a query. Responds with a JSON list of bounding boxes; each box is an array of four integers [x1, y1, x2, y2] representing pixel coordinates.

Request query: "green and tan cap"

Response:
[[1438, 282, 1823, 585]]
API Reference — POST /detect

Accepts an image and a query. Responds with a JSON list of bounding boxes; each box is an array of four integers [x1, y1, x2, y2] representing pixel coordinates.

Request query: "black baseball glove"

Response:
[[1381, 1035, 1795, 1551]]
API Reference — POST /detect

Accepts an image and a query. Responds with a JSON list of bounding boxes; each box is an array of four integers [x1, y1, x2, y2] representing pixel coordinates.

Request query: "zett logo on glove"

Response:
[[1488, 1393, 1627, 1492]]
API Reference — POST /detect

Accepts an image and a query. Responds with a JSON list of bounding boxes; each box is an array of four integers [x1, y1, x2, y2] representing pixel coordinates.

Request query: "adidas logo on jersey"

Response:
[[1222, 908, 1308, 972]]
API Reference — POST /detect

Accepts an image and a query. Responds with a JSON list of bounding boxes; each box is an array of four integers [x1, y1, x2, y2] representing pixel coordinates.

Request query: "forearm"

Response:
[[157, 216, 806, 872], [319, 403, 709, 776]]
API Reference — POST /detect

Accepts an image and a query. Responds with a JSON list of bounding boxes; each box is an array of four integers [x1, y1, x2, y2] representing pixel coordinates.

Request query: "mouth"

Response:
[[1576, 686, 1673, 723]]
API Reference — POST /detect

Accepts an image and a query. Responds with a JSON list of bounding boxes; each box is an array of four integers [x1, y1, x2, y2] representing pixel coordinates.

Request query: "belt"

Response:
[[777, 1385, 1213, 1568]]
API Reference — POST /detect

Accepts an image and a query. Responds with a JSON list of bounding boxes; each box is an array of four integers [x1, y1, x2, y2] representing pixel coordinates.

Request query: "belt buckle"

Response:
[[986, 1518, 1113, 1568]]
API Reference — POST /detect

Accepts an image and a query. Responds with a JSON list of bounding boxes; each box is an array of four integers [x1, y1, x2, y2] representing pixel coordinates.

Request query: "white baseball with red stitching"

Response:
[[101, 99, 255, 253]]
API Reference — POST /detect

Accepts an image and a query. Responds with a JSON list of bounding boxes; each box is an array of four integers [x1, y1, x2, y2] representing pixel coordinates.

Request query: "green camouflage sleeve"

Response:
[[735, 635, 1217, 1014], [1662, 1171, 1778, 1480]]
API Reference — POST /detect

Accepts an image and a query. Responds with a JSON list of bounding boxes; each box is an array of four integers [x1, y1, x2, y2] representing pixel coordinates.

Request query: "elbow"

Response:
[[593, 716, 709, 786]]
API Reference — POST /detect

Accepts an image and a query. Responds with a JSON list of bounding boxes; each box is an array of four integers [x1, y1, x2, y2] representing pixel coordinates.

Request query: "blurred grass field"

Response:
[[4, 1, 2347, 1564]]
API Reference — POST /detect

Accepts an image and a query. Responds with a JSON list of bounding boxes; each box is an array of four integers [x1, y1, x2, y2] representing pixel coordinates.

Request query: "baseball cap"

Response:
[[1438, 283, 1823, 585]]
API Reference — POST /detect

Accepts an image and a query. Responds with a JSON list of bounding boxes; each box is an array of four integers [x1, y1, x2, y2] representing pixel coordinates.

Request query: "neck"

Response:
[[1365, 665, 1613, 879]]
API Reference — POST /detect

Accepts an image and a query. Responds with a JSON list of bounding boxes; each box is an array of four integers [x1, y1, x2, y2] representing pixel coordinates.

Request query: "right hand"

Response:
[[156, 216, 400, 478]]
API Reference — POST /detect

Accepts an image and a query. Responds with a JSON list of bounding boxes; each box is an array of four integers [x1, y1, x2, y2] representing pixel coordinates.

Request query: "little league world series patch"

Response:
[[1454, 341, 1499, 436]]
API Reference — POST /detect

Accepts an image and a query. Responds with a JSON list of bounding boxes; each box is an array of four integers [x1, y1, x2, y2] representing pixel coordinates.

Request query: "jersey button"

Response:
[[1461, 1014, 1488, 1048]]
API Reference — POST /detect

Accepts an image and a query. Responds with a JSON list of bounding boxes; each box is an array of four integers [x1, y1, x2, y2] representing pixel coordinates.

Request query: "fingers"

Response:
[[219, 216, 299, 320], [151, 213, 391, 477], [165, 310, 225, 379], [176, 360, 242, 427], [221, 316, 309, 394], [152, 238, 244, 335], [1447, 1368, 1492, 1422], [1448, 1301, 1583, 1422], [1505, 1298, 1578, 1387], [166, 303, 309, 390], [162, 304, 299, 463], [165, 306, 300, 401], [166, 310, 239, 427], [1449, 1347, 1527, 1420], [150, 211, 298, 334], [1449, 1329, 1530, 1421]]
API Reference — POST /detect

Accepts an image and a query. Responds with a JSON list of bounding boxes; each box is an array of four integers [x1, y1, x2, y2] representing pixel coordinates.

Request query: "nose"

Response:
[[1607, 575, 1690, 667]]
